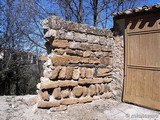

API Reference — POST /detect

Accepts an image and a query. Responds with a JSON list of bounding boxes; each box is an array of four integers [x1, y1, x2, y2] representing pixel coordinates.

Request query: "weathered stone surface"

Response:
[[74, 33, 87, 42], [87, 35, 99, 44], [79, 58, 89, 63], [80, 67, 86, 78], [85, 68, 94, 79], [54, 49, 65, 55], [100, 84, 105, 94], [61, 90, 70, 98], [72, 68, 80, 80], [80, 43, 92, 51], [52, 87, 61, 99], [59, 80, 78, 87], [103, 78, 113, 83], [78, 79, 103, 85], [89, 58, 100, 64], [66, 49, 76, 56], [100, 92, 112, 99], [69, 42, 80, 49], [92, 44, 101, 51], [38, 90, 49, 101], [72, 86, 83, 97], [58, 67, 66, 79], [83, 51, 92, 57], [75, 50, 83, 56], [37, 100, 60, 108], [40, 81, 59, 89], [60, 98, 78, 105], [69, 56, 80, 64], [99, 36, 107, 45], [78, 97, 93, 103], [101, 47, 112, 52], [89, 85, 96, 96], [52, 39, 69, 48], [50, 105, 67, 112], [65, 31, 74, 40], [50, 66, 61, 80], [95, 84, 101, 94], [100, 57, 112, 65], [65, 67, 73, 79], [94, 52, 103, 58], [97, 68, 112, 77], [82, 87, 88, 97], [51, 56, 69, 66]]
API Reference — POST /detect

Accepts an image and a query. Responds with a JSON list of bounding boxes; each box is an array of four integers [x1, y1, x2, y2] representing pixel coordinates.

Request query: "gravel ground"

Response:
[[0, 95, 159, 120]]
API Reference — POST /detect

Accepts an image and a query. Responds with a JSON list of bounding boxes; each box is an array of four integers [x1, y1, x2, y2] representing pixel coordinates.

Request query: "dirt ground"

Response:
[[0, 95, 159, 120]]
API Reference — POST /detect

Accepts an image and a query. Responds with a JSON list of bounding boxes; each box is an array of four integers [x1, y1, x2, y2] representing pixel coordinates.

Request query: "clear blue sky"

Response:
[[141, 0, 160, 6]]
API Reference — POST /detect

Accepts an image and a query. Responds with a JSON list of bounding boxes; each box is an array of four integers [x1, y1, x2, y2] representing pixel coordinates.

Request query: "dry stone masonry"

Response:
[[37, 15, 124, 110]]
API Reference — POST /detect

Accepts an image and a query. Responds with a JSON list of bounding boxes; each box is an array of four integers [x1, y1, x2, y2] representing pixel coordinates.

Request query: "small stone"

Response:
[[100, 92, 112, 99], [54, 49, 65, 55], [80, 67, 86, 78], [79, 58, 89, 63], [72, 68, 80, 80], [59, 80, 78, 87], [50, 66, 61, 80], [95, 84, 101, 94], [103, 78, 113, 83], [69, 42, 80, 49], [65, 67, 73, 79], [37, 90, 49, 101], [89, 58, 100, 64], [40, 81, 59, 89], [60, 98, 78, 105], [83, 51, 92, 57], [52, 39, 69, 48], [92, 44, 101, 51], [50, 105, 67, 112], [100, 57, 112, 65], [58, 67, 66, 79], [69, 56, 80, 64], [37, 100, 60, 108], [40, 77, 50, 82], [89, 85, 96, 97], [61, 90, 70, 98], [99, 36, 107, 45], [97, 68, 112, 77], [100, 84, 105, 94], [82, 87, 88, 97], [43, 68, 52, 78], [72, 86, 83, 97], [85, 68, 94, 79], [51, 56, 69, 66], [78, 97, 93, 103], [80, 43, 92, 51], [52, 87, 61, 100], [78, 79, 103, 85]]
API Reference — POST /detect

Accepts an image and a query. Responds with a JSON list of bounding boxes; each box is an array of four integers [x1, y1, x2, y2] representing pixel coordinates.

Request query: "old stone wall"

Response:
[[36, 15, 124, 110]]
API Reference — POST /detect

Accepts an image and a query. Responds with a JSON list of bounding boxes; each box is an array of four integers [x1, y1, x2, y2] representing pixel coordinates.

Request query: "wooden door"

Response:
[[123, 13, 160, 110]]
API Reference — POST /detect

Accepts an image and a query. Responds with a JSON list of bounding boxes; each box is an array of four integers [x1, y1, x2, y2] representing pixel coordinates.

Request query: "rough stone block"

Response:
[[94, 52, 103, 58], [85, 68, 94, 79], [72, 86, 83, 97], [82, 87, 88, 97], [79, 58, 89, 63], [69, 56, 80, 64], [61, 90, 70, 98], [40, 81, 59, 89], [50, 66, 61, 80], [78, 79, 103, 85], [40, 77, 50, 82], [38, 90, 49, 101], [80, 43, 92, 51], [97, 68, 112, 77], [54, 49, 65, 55], [52, 87, 61, 99], [65, 67, 73, 79], [72, 68, 80, 80], [89, 58, 100, 64], [100, 92, 112, 99], [83, 51, 92, 57], [74, 33, 87, 42], [80, 67, 86, 78], [66, 49, 76, 56], [99, 36, 107, 45], [89, 85, 96, 96], [95, 84, 101, 94], [100, 57, 112, 65], [60, 98, 78, 105], [37, 100, 60, 108], [58, 67, 66, 79], [78, 97, 93, 103], [101, 47, 112, 52], [100, 84, 105, 94], [43, 68, 52, 78], [69, 42, 80, 49], [92, 44, 101, 51], [50, 105, 67, 112], [52, 39, 69, 48], [51, 56, 69, 66], [59, 80, 78, 87], [87, 35, 99, 44], [103, 78, 113, 83]]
